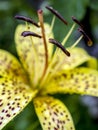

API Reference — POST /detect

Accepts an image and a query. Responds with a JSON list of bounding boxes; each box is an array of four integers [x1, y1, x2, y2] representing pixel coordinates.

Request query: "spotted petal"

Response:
[[42, 67, 98, 97], [0, 49, 28, 83], [52, 47, 92, 71], [0, 50, 36, 129], [15, 23, 53, 86], [34, 96, 75, 130]]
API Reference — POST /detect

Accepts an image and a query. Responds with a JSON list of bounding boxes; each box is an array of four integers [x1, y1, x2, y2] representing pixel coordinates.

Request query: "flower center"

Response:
[[15, 6, 92, 89]]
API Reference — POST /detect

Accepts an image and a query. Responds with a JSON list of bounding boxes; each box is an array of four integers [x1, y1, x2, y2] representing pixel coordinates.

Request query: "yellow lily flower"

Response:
[[0, 6, 98, 130]]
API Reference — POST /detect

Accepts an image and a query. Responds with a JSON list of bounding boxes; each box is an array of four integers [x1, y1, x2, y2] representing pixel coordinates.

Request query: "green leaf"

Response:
[[89, 0, 98, 10], [42, 67, 98, 97], [34, 96, 75, 130], [52, 0, 89, 21]]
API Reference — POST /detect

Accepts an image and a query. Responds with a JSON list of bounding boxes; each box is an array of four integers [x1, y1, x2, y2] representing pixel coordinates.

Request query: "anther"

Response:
[[21, 31, 42, 38], [78, 28, 93, 46], [72, 16, 84, 28], [46, 6, 68, 25], [15, 15, 40, 27], [49, 38, 70, 56]]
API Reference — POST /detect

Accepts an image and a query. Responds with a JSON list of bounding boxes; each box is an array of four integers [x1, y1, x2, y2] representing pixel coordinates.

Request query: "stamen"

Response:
[[50, 16, 56, 32], [72, 16, 84, 28], [38, 9, 48, 78], [78, 28, 93, 46], [62, 23, 76, 45], [46, 6, 68, 25], [15, 15, 40, 27], [71, 35, 83, 48], [21, 31, 42, 38], [72, 16, 93, 46], [49, 38, 70, 56]]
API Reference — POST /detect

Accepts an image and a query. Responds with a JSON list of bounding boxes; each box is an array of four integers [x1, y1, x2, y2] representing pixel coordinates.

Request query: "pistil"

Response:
[[38, 9, 48, 80]]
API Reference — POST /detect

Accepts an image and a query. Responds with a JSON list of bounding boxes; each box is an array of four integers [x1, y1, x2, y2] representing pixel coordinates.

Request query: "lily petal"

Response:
[[87, 57, 98, 69], [0, 78, 36, 130], [15, 23, 53, 86], [34, 96, 75, 130], [0, 49, 28, 83], [52, 47, 92, 71], [0, 49, 37, 129], [42, 67, 98, 97]]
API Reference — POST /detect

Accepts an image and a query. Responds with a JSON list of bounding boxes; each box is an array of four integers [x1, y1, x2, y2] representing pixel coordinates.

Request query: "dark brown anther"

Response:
[[49, 38, 70, 56], [78, 28, 93, 46], [46, 6, 68, 25], [21, 31, 42, 38], [72, 16, 93, 46], [15, 15, 40, 27], [72, 16, 84, 28]]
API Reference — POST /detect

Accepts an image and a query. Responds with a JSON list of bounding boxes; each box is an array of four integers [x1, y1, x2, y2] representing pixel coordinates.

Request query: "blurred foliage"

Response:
[[0, 0, 98, 54], [0, 0, 98, 130]]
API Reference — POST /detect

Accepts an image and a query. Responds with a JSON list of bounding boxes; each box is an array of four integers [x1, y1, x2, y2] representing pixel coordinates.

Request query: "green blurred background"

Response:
[[0, 0, 98, 130]]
